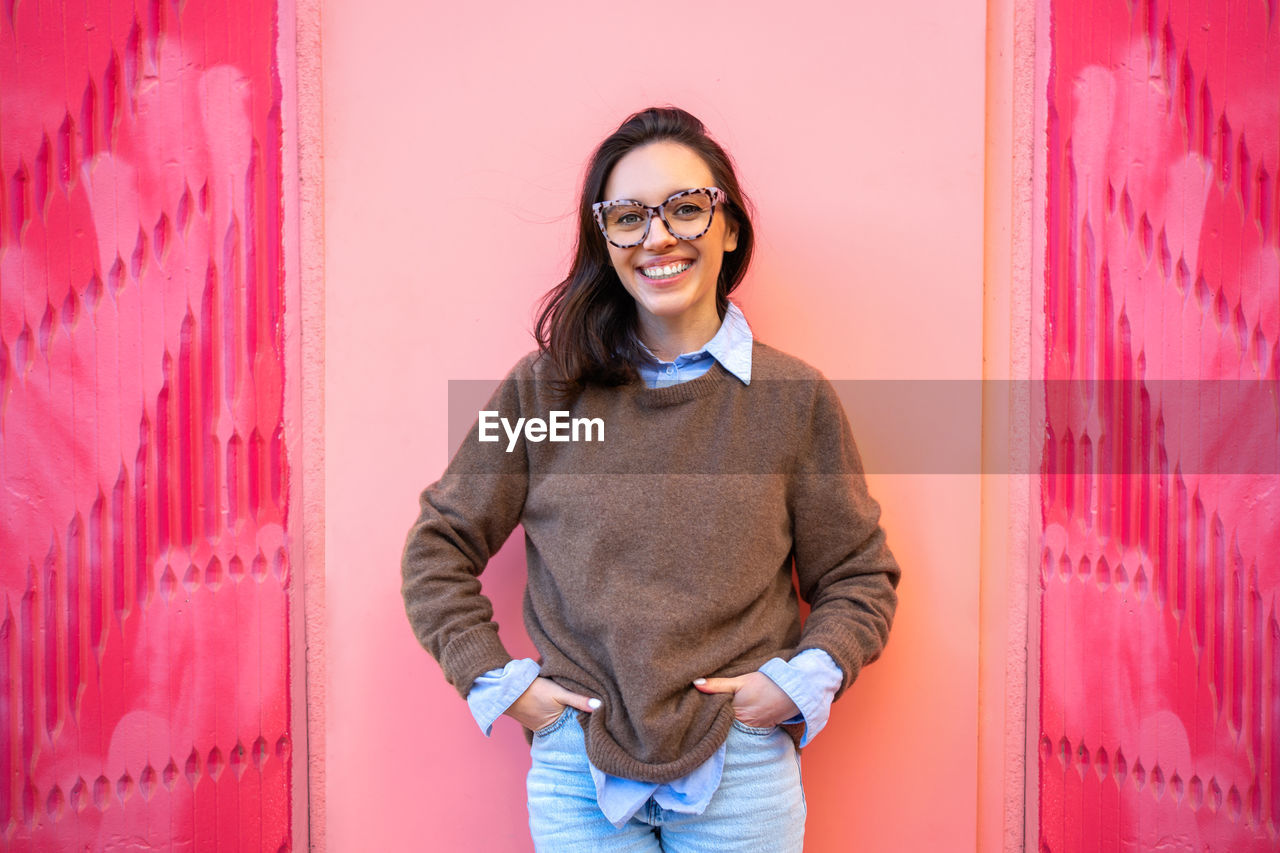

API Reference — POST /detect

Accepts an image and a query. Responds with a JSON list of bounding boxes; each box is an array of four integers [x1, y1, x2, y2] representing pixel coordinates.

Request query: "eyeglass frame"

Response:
[[591, 187, 727, 249]]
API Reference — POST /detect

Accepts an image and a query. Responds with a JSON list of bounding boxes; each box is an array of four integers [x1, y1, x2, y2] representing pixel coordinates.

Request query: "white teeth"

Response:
[[641, 261, 691, 280]]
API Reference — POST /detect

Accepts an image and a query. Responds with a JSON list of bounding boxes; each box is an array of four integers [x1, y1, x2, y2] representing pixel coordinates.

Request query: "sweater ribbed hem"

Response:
[[441, 626, 514, 698], [581, 704, 738, 785]]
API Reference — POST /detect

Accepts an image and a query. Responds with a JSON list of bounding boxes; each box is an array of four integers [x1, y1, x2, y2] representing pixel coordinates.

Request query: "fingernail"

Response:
[[693, 678, 706, 686], [587, 698, 601, 710]]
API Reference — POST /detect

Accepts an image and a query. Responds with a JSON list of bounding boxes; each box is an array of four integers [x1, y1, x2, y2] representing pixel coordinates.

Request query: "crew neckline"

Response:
[[631, 359, 734, 408]]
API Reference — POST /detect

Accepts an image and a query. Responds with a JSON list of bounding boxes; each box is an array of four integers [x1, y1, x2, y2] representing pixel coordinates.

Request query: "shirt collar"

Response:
[[702, 302, 753, 385], [635, 302, 754, 386]]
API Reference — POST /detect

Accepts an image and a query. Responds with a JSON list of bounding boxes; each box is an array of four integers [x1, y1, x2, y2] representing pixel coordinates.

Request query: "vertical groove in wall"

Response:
[[287, 0, 325, 844], [0, 0, 292, 848], [1040, 0, 1280, 849]]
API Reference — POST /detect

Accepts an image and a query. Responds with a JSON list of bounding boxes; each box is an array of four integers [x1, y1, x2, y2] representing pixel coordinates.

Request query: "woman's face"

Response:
[[601, 141, 739, 336]]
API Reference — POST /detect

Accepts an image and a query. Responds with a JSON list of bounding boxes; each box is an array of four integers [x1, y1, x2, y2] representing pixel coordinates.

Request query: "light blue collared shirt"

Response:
[[635, 301, 753, 389], [466, 302, 842, 826]]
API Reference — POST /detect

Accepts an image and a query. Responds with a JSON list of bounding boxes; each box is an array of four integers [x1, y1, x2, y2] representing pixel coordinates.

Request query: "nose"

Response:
[[643, 214, 678, 250]]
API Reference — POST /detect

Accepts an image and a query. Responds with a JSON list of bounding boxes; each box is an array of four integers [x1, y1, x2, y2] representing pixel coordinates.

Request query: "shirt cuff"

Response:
[[466, 658, 540, 736], [758, 649, 842, 747]]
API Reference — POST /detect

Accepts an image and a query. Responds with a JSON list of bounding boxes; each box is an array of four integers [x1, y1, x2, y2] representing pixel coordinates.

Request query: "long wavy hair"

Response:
[[534, 107, 756, 393]]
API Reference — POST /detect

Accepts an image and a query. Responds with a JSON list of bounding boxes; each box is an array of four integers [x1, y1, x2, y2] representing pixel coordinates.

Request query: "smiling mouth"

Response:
[[638, 260, 693, 281]]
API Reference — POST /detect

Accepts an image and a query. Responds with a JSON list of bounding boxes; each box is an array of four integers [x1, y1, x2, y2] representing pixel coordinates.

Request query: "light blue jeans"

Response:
[[527, 709, 806, 852]]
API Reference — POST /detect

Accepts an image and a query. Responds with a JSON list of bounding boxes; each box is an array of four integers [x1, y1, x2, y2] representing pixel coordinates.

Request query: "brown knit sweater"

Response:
[[401, 342, 900, 784]]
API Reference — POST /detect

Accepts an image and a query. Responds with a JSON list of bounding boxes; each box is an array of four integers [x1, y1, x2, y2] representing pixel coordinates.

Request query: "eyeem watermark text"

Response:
[[478, 411, 605, 452]]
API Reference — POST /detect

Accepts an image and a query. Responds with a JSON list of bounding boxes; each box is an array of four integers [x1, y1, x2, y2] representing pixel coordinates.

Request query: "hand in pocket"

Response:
[[693, 671, 798, 728], [506, 676, 600, 732]]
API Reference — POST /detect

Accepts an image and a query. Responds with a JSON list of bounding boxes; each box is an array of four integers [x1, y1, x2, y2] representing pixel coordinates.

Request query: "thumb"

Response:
[[693, 676, 743, 695], [553, 686, 602, 713]]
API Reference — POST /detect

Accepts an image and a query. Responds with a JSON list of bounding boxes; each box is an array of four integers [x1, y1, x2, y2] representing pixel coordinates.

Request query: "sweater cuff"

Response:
[[797, 632, 864, 697], [440, 626, 515, 698]]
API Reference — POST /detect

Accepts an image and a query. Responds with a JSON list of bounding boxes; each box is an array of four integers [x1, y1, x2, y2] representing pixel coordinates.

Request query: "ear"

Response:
[[721, 212, 740, 253]]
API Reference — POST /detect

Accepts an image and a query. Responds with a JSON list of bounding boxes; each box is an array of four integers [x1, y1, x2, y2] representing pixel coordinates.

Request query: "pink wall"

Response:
[[320, 1, 985, 851], [10, 0, 1273, 848], [1038, 0, 1280, 850], [0, 1, 294, 848]]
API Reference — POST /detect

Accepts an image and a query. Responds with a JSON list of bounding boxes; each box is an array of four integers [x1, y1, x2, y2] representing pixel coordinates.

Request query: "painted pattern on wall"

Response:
[[0, 0, 291, 849], [1041, 0, 1279, 850]]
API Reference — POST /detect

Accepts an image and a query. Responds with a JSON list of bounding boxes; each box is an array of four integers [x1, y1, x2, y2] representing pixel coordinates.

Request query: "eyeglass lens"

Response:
[[602, 190, 715, 244]]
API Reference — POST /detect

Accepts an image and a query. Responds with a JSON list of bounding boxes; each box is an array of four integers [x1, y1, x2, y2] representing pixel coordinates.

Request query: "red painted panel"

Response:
[[1042, 1, 1279, 850], [0, 1, 291, 849]]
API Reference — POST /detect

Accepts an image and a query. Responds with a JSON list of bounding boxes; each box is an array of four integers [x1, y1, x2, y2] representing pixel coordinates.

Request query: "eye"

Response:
[[671, 203, 704, 218], [615, 211, 644, 226]]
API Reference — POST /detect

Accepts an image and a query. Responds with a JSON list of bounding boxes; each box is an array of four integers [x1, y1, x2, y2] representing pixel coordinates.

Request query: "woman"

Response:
[[401, 107, 900, 851]]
